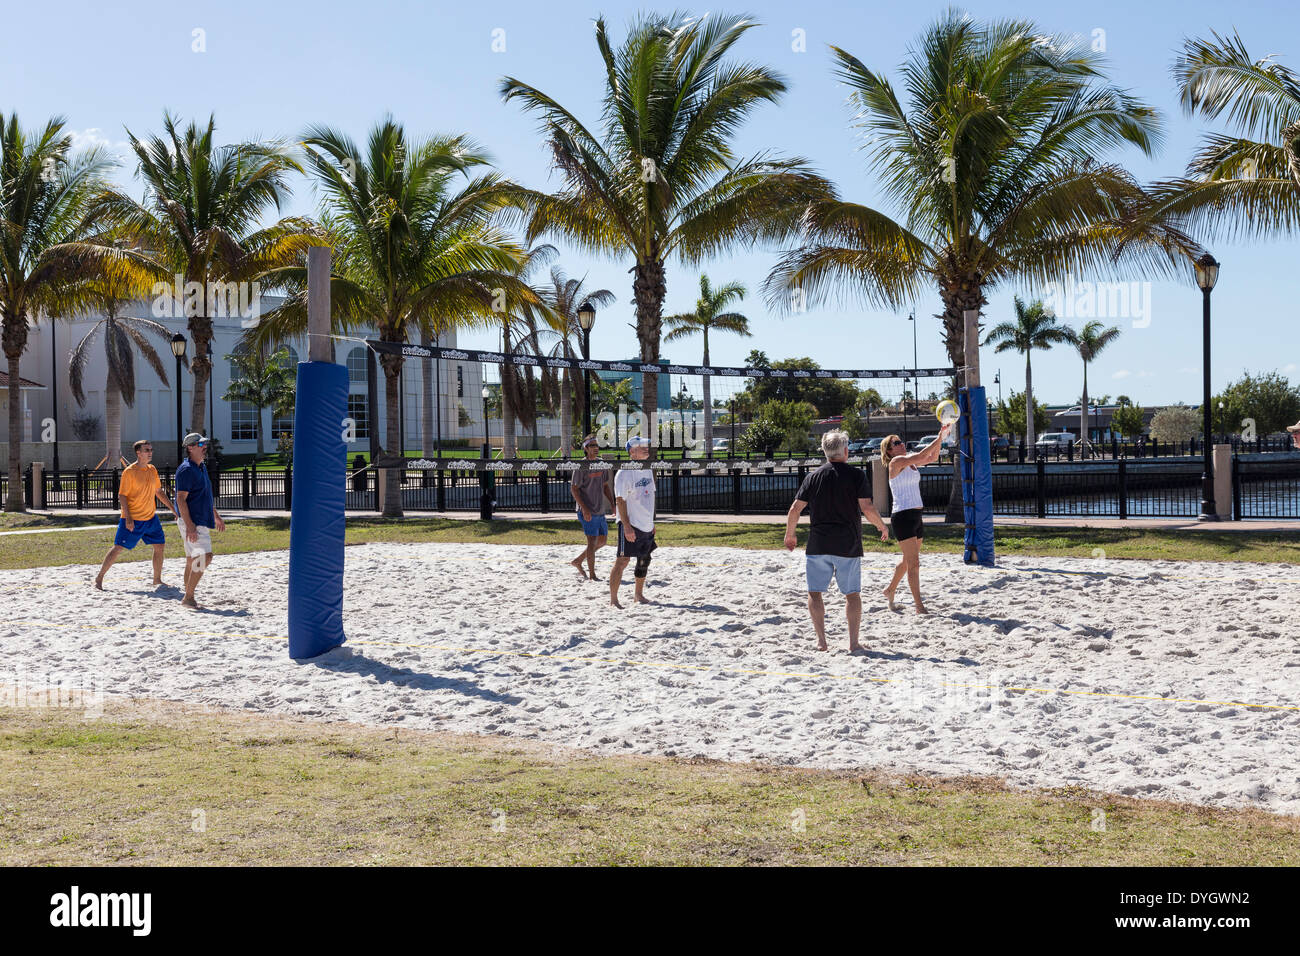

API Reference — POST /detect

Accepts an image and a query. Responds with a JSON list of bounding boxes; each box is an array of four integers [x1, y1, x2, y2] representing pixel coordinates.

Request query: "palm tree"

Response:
[[68, 288, 176, 470], [0, 114, 119, 510], [1064, 320, 1121, 456], [249, 118, 538, 516], [764, 13, 1195, 516], [540, 267, 615, 453], [1150, 31, 1300, 242], [501, 11, 834, 430], [498, 244, 562, 457], [664, 275, 751, 452], [97, 113, 320, 438], [983, 297, 1072, 454], [223, 346, 296, 458]]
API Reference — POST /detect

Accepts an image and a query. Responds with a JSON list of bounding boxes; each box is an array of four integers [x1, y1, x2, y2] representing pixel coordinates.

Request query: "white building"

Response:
[[2, 295, 483, 467]]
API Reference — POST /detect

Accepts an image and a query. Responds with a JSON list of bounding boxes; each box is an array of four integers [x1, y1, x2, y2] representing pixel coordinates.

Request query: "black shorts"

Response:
[[617, 523, 657, 559], [891, 507, 925, 542]]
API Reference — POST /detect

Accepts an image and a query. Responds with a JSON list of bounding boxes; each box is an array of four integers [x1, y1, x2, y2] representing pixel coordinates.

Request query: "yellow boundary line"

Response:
[[5, 618, 1296, 714]]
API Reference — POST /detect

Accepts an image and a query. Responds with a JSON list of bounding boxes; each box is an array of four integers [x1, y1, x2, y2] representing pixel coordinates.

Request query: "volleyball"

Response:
[[935, 399, 961, 425]]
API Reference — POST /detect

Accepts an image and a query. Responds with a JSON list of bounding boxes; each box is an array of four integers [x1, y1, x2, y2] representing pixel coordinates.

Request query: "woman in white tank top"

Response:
[[881, 425, 951, 614]]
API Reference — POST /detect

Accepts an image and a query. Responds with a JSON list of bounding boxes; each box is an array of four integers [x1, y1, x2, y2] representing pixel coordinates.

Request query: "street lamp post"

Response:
[[205, 340, 215, 447], [577, 302, 597, 442], [1194, 252, 1220, 521], [50, 318, 61, 488], [170, 334, 187, 465]]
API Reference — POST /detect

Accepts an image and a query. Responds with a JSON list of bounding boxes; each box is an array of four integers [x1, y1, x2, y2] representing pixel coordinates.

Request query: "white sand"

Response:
[[3, 541, 1299, 813]]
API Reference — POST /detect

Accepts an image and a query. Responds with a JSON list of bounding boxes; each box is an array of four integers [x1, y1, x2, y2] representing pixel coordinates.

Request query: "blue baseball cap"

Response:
[[625, 436, 651, 454]]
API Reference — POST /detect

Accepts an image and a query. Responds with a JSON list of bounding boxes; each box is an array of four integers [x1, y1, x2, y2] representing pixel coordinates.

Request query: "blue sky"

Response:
[[3, 0, 1296, 405]]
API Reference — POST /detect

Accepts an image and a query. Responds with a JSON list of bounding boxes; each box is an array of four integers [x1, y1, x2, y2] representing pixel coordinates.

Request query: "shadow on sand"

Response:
[[303, 645, 524, 705]]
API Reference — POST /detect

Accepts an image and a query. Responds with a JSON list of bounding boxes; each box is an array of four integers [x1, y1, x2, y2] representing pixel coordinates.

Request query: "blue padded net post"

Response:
[[959, 386, 995, 567], [287, 361, 348, 659]]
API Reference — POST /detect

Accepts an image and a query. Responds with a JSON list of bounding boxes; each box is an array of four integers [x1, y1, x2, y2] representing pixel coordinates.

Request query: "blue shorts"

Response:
[[577, 510, 609, 537], [805, 553, 861, 594], [114, 515, 165, 550]]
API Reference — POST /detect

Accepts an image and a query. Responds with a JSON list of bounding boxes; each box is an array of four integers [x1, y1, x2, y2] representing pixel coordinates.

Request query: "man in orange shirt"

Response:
[[94, 439, 179, 590]]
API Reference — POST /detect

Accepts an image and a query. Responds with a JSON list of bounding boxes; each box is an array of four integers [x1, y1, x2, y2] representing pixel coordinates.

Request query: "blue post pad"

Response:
[[288, 361, 348, 659], [959, 386, 996, 568]]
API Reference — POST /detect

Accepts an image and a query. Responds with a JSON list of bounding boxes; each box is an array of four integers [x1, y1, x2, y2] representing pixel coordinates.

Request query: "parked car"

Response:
[[991, 436, 1010, 453], [1034, 432, 1075, 451], [847, 440, 870, 455], [711, 438, 731, 453], [865, 437, 884, 452]]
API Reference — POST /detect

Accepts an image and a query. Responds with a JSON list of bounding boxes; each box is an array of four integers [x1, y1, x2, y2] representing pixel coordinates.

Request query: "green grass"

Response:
[[3, 699, 1295, 865], [3, 513, 1300, 570]]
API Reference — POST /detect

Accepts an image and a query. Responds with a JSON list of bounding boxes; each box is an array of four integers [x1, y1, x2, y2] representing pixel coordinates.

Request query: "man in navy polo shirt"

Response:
[[174, 433, 225, 609]]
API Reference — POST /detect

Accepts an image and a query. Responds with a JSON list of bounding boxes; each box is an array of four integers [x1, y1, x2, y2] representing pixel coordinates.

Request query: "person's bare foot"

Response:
[[849, 643, 867, 654], [93, 577, 104, 591], [914, 604, 929, 615], [815, 641, 828, 652], [882, 587, 898, 611], [570, 556, 588, 578], [153, 579, 165, 588], [610, 596, 623, 609], [634, 595, 651, 605], [181, 596, 200, 609]]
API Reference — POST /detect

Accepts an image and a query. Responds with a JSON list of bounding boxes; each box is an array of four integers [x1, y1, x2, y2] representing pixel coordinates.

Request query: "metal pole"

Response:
[[582, 327, 592, 438], [434, 332, 442, 458], [1200, 286, 1217, 519], [207, 342, 214, 442], [175, 353, 183, 464], [50, 319, 60, 475]]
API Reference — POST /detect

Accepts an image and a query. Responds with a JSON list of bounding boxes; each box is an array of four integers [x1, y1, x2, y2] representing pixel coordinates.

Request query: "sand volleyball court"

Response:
[[3, 541, 1298, 813]]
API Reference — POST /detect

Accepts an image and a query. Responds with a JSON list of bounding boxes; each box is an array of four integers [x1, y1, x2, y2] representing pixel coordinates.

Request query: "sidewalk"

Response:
[[4, 509, 1297, 534]]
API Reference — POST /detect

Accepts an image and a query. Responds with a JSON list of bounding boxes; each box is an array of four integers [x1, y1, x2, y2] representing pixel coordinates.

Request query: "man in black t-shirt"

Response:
[[783, 430, 888, 652]]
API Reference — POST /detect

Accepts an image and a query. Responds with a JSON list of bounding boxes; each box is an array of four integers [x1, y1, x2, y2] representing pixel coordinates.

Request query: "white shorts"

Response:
[[175, 518, 213, 559]]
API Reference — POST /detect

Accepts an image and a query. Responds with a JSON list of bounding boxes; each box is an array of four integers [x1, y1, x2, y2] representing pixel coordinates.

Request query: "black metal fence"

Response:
[[993, 435, 1296, 464], [8, 453, 1300, 519], [1234, 455, 1300, 520]]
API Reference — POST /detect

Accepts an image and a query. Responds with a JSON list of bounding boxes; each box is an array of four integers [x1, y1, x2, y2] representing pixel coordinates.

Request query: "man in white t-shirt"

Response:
[[610, 437, 656, 608]]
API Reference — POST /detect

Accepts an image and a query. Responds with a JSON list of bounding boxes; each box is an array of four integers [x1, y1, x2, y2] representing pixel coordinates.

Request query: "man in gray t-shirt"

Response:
[[569, 434, 615, 580]]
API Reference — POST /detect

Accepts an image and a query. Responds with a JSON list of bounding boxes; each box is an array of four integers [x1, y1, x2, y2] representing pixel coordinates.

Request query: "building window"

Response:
[[347, 348, 368, 384], [347, 394, 369, 440], [457, 365, 463, 398], [231, 401, 257, 441], [271, 347, 300, 439]]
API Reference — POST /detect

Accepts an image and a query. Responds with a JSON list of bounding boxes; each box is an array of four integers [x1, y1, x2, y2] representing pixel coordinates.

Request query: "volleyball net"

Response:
[[364, 339, 959, 465]]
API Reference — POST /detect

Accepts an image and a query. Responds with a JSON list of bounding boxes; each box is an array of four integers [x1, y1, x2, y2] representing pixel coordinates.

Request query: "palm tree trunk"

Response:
[[501, 326, 517, 458], [380, 353, 403, 517], [560, 368, 573, 453], [105, 378, 122, 470], [255, 405, 265, 457], [188, 318, 213, 436], [4, 351, 24, 511], [1025, 353, 1036, 456], [4, 314, 29, 510], [420, 328, 435, 456], [633, 258, 666, 447], [1081, 361, 1089, 457], [702, 331, 713, 453]]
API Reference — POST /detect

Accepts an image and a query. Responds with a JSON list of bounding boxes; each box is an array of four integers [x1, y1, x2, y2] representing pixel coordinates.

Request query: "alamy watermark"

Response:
[[1042, 273, 1151, 328], [151, 275, 263, 328], [2, 664, 105, 718]]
